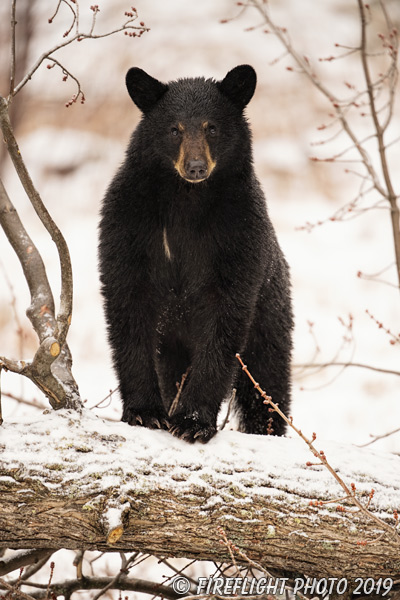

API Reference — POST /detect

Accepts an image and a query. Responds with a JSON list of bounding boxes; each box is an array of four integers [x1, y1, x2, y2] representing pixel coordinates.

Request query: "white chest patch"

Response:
[[163, 227, 172, 261]]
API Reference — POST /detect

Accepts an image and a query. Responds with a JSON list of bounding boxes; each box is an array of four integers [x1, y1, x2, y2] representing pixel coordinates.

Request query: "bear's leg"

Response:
[[167, 299, 245, 443], [119, 352, 170, 430], [108, 307, 170, 430], [235, 283, 292, 436]]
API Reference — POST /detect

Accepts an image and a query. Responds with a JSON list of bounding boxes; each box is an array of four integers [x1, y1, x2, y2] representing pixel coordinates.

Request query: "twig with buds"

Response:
[[10, 3, 149, 102], [236, 353, 400, 544], [0, 1, 149, 411], [229, 0, 400, 289]]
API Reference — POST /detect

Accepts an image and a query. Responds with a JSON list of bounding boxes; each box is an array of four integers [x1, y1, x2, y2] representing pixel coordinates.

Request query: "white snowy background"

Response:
[[0, 0, 399, 594]]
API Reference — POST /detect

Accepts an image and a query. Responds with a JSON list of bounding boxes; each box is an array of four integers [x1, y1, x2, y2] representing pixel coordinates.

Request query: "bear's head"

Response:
[[125, 65, 257, 184]]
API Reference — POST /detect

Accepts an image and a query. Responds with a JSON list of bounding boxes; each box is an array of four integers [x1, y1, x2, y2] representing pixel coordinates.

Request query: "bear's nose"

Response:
[[185, 159, 208, 181]]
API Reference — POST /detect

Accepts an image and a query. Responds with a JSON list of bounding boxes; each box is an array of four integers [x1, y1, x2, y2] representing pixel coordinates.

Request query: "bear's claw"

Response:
[[125, 411, 170, 430], [169, 415, 217, 443]]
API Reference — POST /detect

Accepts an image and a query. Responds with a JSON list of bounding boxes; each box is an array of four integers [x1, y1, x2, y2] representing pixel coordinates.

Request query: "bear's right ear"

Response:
[[126, 67, 168, 113]]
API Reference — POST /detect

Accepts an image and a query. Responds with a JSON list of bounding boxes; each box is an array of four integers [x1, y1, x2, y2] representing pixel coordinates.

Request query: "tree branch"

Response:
[[1, 410, 400, 581], [0, 549, 53, 577], [0, 97, 73, 346], [0, 578, 36, 600], [357, 0, 400, 289], [249, 0, 387, 198], [247, 0, 400, 287], [236, 354, 400, 544], [19, 576, 182, 600], [9, 0, 17, 98], [294, 361, 400, 377], [0, 177, 81, 410], [11, 5, 149, 98]]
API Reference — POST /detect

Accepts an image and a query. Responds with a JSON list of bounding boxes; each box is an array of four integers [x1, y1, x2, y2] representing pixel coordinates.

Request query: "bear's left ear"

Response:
[[217, 65, 257, 110], [126, 67, 168, 113]]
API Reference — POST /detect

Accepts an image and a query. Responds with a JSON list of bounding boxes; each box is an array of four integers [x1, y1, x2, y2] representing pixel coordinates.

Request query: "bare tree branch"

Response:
[[357, 0, 400, 290], [245, 0, 400, 288], [1, 411, 400, 580], [0, 98, 73, 346], [0, 177, 80, 409], [10, 3, 149, 99], [0, 1, 152, 411], [236, 353, 400, 544], [294, 361, 400, 377], [19, 575, 182, 600], [0, 549, 53, 577], [0, 578, 36, 600], [358, 425, 400, 448], [9, 0, 17, 97]]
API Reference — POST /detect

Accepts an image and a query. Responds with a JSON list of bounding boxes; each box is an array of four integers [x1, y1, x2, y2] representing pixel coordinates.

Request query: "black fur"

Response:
[[98, 65, 293, 443]]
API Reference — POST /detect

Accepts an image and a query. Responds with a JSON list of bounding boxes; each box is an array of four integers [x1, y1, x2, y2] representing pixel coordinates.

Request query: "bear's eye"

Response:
[[170, 127, 179, 137], [208, 124, 217, 136]]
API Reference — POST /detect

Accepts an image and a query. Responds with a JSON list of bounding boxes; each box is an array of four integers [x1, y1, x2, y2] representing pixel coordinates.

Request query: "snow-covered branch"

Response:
[[1, 411, 400, 581]]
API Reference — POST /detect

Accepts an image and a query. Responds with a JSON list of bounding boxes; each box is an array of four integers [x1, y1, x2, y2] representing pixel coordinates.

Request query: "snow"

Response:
[[1, 409, 400, 525]]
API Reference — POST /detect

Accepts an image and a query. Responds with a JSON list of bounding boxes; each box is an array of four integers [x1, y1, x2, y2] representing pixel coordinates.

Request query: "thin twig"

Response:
[[169, 367, 191, 417], [12, 13, 149, 97], [236, 353, 400, 544], [0, 578, 36, 600], [219, 388, 236, 430], [217, 527, 241, 577], [91, 553, 128, 600], [294, 361, 400, 377], [358, 426, 400, 448], [246, 0, 400, 288], [9, 0, 17, 98], [46, 57, 85, 106], [0, 390, 47, 410], [249, 0, 387, 198]]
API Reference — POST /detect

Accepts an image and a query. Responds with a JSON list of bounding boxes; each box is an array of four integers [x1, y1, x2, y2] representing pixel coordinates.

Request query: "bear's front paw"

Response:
[[169, 412, 217, 443], [123, 408, 170, 431]]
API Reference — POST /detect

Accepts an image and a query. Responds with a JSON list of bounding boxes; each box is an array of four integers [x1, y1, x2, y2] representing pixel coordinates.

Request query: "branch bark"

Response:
[[1, 411, 400, 582], [0, 549, 53, 577], [0, 177, 81, 410], [0, 96, 73, 346], [357, 0, 400, 291], [249, 0, 400, 289], [6, 576, 182, 600]]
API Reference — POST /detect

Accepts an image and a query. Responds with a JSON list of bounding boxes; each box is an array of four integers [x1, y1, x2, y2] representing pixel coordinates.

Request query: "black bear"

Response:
[[99, 65, 293, 443]]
